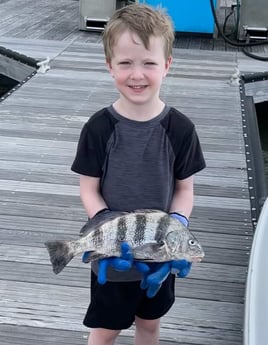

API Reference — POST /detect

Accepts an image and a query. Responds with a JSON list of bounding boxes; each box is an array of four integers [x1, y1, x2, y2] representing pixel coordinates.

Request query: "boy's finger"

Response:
[[82, 251, 91, 263], [147, 262, 170, 285], [134, 261, 150, 273], [146, 283, 162, 298], [120, 242, 133, 261], [177, 264, 192, 278], [98, 259, 109, 285], [110, 258, 132, 271]]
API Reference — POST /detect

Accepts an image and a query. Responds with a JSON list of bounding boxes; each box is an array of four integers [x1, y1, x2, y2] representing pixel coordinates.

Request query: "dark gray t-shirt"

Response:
[[71, 105, 206, 280]]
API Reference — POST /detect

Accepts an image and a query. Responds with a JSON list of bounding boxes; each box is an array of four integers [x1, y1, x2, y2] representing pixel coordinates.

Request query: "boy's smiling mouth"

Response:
[[128, 85, 147, 89]]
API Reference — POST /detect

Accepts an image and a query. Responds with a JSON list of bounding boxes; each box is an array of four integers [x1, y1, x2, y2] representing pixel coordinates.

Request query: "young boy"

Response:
[[71, 4, 205, 345]]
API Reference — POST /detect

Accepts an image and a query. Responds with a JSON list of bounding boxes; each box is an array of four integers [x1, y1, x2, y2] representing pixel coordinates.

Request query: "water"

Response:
[[256, 102, 268, 191]]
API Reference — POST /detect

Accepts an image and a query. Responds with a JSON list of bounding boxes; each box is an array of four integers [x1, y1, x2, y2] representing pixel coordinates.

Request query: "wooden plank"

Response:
[[0, 280, 244, 344], [0, 1, 267, 344], [0, 42, 249, 343], [0, 324, 89, 345]]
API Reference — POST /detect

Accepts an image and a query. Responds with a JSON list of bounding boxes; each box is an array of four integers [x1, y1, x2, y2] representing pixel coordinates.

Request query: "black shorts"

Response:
[[83, 271, 175, 330]]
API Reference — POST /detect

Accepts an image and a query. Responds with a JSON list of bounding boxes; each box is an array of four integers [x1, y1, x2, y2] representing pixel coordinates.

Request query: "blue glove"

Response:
[[140, 212, 192, 298], [140, 260, 192, 298], [83, 242, 150, 284], [169, 211, 189, 227], [98, 242, 151, 285]]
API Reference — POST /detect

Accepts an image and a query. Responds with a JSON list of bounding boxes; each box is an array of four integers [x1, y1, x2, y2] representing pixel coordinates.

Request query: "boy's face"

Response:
[[106, 30, 172, 110]]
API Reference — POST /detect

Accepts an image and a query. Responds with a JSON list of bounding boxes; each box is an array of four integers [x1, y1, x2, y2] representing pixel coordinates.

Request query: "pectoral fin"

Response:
[[84, 251, 110, 262], [133, 242, 166, 261]]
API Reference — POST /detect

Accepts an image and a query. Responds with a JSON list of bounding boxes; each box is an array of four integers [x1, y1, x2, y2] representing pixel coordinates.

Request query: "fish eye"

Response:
[[188, 239, 196, 246]]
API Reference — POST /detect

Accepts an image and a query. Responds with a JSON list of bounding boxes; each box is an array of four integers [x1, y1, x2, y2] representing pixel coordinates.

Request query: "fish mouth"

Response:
[[191, 256, 204, 263]]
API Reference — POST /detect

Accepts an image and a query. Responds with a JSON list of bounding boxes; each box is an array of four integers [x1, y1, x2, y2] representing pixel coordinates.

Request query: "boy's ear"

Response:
[[106, 60, 115, 78], [106, 60, 112, 71], [163, 56, 173, 77], [106, 59, 111, 68], [166, 56, 173, 68]]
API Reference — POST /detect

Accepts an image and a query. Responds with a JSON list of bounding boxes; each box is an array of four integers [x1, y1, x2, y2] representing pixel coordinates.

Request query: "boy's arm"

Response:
[[80, 175, 107, 218], [79, 175, 138, 277], [169, 176, 194, 219]]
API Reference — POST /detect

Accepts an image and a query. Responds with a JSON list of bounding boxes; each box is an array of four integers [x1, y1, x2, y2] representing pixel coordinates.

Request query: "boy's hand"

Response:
[[83, 242, 150, 284], [169, 211, 189, 227], [140, 212, 191, 298], [140, 260, 192, 298], [97, 242, 150, 284]]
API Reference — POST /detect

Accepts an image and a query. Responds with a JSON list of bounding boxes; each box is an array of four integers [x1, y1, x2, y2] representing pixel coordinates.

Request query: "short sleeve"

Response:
[[71, 123, 103, 177], [161, 108, 206, 180], [71, 109, 117, 177], [174, 127, 206, 179]]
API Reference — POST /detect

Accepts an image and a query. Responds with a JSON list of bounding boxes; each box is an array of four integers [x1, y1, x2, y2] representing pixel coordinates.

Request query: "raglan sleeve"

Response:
[[174, 126, 206, 180], [71, 122, 103, 177]]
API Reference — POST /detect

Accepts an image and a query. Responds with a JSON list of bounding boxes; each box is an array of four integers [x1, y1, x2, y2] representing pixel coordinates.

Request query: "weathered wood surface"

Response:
[[0, 0, 267, 54], [1, 0, 267, 344], [0, 38, 253, 345]]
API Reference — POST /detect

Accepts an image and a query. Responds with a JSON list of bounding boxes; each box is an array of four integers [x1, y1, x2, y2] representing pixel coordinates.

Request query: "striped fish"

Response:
[[45, 209, 204, 274]]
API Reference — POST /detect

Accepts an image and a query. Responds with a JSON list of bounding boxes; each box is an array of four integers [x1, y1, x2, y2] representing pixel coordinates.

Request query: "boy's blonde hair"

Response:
[[103, 4, 174, 63]]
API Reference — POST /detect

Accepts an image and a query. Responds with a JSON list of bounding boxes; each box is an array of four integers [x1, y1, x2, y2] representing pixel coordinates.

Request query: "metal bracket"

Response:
[[243, 26, 268, 40]]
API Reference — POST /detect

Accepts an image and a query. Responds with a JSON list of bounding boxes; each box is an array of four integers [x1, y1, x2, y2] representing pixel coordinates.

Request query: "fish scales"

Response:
[[91, 227, 103, 249], [70, 212, 171, 258], [118, 213, 167, 245], [45, 209, 205, 275], [154, 214, 170, 242], [85, 214, 141, 254], [116, 217, 127, 241], [133, 214, 147, 245], [86, 213, 174, 253]]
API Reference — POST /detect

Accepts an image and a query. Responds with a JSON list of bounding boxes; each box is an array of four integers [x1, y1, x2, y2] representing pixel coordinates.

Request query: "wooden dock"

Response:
[[0, 1, 268, 344]]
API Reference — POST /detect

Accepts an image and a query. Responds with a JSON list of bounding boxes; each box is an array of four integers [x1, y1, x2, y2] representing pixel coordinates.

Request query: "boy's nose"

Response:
[[130, 66, 144, 79]]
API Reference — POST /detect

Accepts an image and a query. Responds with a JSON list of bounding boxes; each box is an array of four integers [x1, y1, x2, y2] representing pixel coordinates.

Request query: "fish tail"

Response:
[[45, 240, 74, 274]]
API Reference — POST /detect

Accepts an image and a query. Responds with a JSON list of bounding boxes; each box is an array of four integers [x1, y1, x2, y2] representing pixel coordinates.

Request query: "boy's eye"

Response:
[[119, 61, 131, 65], [145, 62, 157, 65]]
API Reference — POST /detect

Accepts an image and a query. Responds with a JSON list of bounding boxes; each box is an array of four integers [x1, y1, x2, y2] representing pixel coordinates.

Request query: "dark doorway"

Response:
[[0, 74, 18, 98], [255, 101, 268, 191]]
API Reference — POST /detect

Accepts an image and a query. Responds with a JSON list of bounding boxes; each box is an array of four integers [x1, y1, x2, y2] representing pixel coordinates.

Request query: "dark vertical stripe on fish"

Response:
[[92, 227, 103, 248], [155, 215, 170, 243], [116, 216, 127, 241], [134, 214, 147, 245]]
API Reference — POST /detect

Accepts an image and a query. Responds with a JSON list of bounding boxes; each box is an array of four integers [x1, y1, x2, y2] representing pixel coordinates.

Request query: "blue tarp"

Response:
[[140, 0, 217, 34]]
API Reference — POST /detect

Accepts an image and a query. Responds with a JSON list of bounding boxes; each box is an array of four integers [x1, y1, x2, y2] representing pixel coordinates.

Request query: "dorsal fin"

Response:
[[79, 211, 127, 237], [133, 209, 165, 214]]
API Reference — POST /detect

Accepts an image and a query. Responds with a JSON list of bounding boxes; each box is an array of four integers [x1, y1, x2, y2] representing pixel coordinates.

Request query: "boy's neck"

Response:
[[113, 99, 165, 121]]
